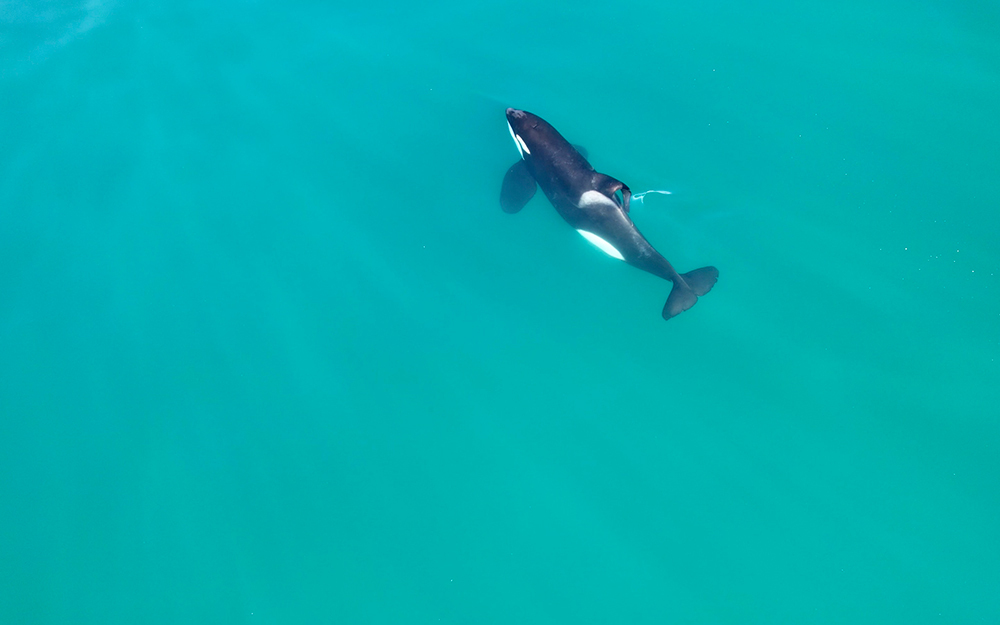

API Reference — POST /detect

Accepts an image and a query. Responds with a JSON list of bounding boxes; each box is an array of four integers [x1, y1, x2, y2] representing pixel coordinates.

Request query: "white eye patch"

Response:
[[515, 134, 530, 155], [506, 121, 522, 157], [506, 121, 530, 158]]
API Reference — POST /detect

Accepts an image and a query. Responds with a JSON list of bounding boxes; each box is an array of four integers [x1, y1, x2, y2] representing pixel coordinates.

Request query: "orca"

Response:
[[501, 108, 718, 320]]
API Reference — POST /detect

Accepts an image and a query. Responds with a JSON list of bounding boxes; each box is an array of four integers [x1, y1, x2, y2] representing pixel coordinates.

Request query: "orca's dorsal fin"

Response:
[[594, 174, 632, 213], [500, 160, 537, 214]]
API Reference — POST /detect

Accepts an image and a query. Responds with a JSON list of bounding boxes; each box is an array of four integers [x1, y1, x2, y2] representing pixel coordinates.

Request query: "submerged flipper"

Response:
[[500, 160, 537, 214], [572, 144, 589, 159], [662, 266, 719, 320]]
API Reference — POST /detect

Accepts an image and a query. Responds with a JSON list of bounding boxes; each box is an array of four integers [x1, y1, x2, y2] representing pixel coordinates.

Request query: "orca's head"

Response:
[[505, 108, 545, 160]]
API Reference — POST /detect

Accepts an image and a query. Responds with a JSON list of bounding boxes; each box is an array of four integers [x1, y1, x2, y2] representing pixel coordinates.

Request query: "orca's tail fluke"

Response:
[[662, 266, 719, 320]]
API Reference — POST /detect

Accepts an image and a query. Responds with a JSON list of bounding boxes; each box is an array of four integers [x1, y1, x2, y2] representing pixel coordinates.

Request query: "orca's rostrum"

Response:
[[500, 108, 718, 320]]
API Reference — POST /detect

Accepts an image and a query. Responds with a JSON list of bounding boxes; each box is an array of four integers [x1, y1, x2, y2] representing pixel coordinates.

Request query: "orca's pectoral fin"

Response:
[[500, 160, 537, 214], [662, 266, 719, 320], [572, 144, 589, 159]]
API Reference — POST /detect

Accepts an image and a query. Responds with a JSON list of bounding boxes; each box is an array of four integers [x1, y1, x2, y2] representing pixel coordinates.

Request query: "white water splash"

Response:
[[631, 189, 672, 205]]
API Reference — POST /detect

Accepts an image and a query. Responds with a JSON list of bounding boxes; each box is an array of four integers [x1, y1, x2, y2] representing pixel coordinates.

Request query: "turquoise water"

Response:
[[2, 1, 998, 622]]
